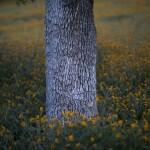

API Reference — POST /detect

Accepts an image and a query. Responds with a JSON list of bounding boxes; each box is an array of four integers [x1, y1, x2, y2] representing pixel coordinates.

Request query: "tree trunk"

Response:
[[45, 0, 98, 121]]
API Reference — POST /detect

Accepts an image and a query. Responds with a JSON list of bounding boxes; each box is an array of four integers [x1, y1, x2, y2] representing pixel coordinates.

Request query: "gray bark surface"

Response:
[[45, 0, 98, 120]]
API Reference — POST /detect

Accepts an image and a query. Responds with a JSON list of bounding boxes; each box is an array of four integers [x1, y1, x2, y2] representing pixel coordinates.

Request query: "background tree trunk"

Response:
[[45, 0, 98, 120]]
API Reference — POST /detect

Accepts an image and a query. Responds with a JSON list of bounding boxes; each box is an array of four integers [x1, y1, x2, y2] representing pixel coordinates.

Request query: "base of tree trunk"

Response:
[[45, 0, 98, 121]]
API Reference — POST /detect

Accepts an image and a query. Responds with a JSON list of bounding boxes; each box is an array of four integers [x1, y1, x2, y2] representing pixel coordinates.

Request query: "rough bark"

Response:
[[45, 0, 98, 121]]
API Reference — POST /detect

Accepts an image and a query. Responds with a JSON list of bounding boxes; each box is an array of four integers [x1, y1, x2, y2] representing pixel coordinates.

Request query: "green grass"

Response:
[[0, 0, 150, 149]]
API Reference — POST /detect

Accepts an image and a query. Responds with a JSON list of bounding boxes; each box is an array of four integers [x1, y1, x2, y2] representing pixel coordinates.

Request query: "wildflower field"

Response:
[[0, 0, 150, 149]]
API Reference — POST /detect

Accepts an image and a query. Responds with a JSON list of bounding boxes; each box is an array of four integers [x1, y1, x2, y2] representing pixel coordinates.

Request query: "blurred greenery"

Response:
[[0, 0, 150, 149], [0, 0, 36, 5]]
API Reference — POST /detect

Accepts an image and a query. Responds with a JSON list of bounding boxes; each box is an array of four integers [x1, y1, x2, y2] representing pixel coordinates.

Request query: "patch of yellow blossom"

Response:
[[0, 125, 9, 136], [80, 114, 88, 120], [81, 121, 87, 127], [130, 122, 138, 129], [90, 137, 95, 142], [115, 132, 122, 139], [18, 113, 24, 119], [143, 121, 149, 131], [48, 124, 54, 129], [89, 116, 99, 125], [67, 121, 74, 128], [20, 121, 26, 128], [117, 120, 124, 126], [66, 134, 74, 142], [62, 111, 75, 117], [75, 143, 81, 149], [40, 115, 48, 124], [96, 95, 103, 102], [29, 115, 48, 124], [91, 118, 97, 125], [30, 117, 35, 123], [56, 128, 61, 136], [40, 107, 44, 112], [142, 136, 150, 142], [55, 138, 59, 144]]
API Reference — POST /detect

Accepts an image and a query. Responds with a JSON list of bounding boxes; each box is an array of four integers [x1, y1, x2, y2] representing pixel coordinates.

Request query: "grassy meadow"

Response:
[[0, 0, 150, 149]]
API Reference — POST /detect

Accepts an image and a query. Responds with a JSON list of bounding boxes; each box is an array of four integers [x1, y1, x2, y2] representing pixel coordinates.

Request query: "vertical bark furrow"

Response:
[[45, 0, 98, 121]]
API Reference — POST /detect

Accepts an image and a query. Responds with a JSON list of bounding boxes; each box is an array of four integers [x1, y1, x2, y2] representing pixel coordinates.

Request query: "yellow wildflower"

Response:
[[75, 143, 81, 148], [115, 132, 121, 139], [62, 111, 74, 117], [96, 95, 100, 102], [48, 124, 54, 129], [117, 120, 123, 126], [11, 102, 15, 107], [40, 107, 44, 112], [91, 118, 97, 125], [0, 125, 8, 136], [144, 121, 149, 131], [130, 123, 138, 129], [36, 115, 40, 119], [90, 137, 95, 142], [67, 134, 74, 142], [40, 115, 48, 124], [142, 136, 150, 142], [55, 138, 59, 143], [68, 122, 74, 128], [56, 128, 61, 136], [81, 121, 87, 127], [30, 117, 35, 123], [20, 121, 26, 128], [18, 113, 23, 119]]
